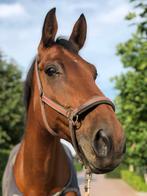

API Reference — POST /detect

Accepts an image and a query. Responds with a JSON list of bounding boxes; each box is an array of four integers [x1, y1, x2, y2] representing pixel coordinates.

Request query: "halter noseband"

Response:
[[35, 59, 115, 167]]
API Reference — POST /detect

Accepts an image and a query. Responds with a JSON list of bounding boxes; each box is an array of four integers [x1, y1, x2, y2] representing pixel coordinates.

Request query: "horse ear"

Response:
[[69, 14, 87, 51], [41, 8, 58, 48]]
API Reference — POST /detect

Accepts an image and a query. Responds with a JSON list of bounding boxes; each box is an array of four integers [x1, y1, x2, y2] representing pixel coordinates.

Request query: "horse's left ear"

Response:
[[69, 14, 87, 51], [40, 8, 58, 48]]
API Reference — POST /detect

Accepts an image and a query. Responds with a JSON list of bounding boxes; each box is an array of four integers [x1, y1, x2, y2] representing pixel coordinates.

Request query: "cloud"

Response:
[[98, 4, 130, 24], [0, 0, 133, 99], [0, 3, 26, 18]]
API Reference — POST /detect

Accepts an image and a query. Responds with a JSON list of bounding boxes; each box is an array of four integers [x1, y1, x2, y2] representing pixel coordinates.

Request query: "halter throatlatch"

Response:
[[35, 59, 115, 194]]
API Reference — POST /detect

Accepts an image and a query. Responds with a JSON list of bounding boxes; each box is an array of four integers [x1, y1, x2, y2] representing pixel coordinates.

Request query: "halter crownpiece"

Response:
[[35, 58, 115, 166]]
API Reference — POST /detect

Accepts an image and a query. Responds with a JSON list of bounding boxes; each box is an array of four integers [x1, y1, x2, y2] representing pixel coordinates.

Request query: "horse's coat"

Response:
[[2, 144, 81, 196], [2, 8, 125, 196]]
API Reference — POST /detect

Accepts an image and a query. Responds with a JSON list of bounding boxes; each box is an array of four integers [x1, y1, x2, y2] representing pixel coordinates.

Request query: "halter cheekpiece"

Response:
[[35, 58, 115, 165]]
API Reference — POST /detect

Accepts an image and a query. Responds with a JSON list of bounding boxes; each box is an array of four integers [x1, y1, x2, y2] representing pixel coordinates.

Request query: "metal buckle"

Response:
[[84, 168, 92, 196], [39, 89, 43, 97], [72, 114, 81, 129]]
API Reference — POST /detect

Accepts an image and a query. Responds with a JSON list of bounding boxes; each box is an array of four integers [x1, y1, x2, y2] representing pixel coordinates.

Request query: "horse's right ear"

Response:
[[40, 8, 58, 48]]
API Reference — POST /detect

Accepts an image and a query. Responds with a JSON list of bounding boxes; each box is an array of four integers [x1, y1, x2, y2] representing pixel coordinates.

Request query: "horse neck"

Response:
[[14, 98, 70, 195]]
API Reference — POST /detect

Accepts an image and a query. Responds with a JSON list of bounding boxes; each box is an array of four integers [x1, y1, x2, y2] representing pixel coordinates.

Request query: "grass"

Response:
[[106, 164, 127, 179], [0, 149, 9, 196], [106, 164, 147, 192], [121, 170, 147, 192]]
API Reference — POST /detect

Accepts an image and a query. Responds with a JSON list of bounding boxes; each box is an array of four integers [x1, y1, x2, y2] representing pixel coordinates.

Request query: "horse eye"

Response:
[[45, 66, 57, 76]]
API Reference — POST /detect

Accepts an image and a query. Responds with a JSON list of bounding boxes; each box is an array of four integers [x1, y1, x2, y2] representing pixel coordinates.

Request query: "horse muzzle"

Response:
[[77, 128, 126, 174]]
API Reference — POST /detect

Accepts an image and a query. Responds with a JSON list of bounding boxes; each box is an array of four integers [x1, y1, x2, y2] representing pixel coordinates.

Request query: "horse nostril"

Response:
[[92, 130, 111, 158]]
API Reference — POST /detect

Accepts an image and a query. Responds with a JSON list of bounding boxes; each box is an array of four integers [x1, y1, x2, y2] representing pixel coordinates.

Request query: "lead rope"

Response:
[[84, 168, 92, 196]]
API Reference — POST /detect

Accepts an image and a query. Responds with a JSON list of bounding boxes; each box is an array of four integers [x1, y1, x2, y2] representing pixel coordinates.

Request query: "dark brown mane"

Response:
[[23, 38, 78, 110], [23, 58, 35, 110]]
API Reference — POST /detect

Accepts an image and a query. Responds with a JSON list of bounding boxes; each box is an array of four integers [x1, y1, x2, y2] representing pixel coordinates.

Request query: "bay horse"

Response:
[[2, 8, 126, 196]]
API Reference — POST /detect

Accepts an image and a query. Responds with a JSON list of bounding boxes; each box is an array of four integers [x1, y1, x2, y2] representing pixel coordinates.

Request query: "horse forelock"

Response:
[[56, 37, 79, 54]]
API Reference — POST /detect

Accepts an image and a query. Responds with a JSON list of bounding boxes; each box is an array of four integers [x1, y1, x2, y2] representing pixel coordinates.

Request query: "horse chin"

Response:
[[79, 145, 123, 174], [85, 153, 124, 174], [87, 162, 119, 174]]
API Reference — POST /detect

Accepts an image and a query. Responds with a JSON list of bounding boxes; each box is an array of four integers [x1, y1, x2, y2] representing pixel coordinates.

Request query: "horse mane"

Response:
[[23, 58, 35, 110], [23, 37, 78, 110]]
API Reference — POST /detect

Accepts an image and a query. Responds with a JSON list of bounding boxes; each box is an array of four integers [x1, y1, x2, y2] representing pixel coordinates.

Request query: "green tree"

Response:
[[113, 0, 147, 171], [0, 52, 24, 149]]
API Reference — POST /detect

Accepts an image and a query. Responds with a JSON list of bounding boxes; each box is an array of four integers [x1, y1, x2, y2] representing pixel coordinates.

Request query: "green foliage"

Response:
[[126, 1, 147, 35], [113, 0, 147, 170], [74, 159, 83, 172], [121, 170, 147, 192], [106, 164, 127, 179], [125, 12, 136, 20], [117, 34, 147, 71], [0, 52, 24, 149], [0, 150, 10, 196], [106, 166, 147, 191]]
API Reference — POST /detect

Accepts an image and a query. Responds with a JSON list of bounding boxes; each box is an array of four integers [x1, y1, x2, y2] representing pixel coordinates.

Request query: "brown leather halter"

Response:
[[35, 58, 115, 168]]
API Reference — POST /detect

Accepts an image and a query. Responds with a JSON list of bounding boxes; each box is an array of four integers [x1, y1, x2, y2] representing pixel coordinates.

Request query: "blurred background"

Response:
[[0, 0, 146, 195]]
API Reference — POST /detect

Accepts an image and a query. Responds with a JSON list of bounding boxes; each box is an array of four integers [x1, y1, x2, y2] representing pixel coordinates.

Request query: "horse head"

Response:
[[33, 8, 126, 174]]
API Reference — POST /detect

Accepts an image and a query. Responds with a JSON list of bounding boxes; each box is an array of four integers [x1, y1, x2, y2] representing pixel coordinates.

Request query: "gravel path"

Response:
[[78, 172, 147, 196]]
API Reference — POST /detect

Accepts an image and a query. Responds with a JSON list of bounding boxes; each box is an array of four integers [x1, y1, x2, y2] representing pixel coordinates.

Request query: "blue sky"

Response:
[[0, 0, 135, 99]]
